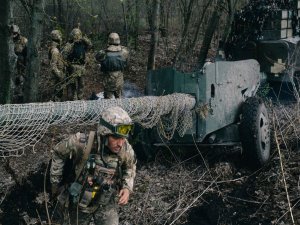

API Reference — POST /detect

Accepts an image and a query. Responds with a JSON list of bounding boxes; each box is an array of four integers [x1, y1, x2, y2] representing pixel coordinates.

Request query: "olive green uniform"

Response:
[[49, 41, 66, 101], [50, 132, 136, 225]]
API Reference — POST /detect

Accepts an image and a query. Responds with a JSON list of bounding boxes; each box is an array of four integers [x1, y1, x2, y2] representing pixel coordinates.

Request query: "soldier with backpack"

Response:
[[95, 33, 129, 99], [63, 27, 92, 100]]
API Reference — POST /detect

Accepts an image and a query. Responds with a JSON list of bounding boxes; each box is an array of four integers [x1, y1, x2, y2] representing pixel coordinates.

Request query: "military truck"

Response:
[[138, 59, 271, 169], [225, 1, 300, 98]]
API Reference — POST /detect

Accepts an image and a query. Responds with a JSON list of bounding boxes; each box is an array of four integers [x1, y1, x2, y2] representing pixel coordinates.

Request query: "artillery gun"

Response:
[[139, 59, 271, 169]]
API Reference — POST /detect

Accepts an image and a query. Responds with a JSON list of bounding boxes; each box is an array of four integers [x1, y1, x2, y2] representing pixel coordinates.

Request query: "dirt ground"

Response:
[[1, 34, 300, 225]]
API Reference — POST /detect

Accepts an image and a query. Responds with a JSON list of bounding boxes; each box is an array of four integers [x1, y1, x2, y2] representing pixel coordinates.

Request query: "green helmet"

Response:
[[50, 30, 62, 42], [11, 24, 20, 35], [108, 32, 120, 45], [70, 28, 82, 42], [98, 106, 133, 138]]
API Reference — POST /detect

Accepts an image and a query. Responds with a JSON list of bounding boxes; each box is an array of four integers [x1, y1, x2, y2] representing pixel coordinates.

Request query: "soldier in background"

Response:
[[11, 24, 28, 103], [50, 106, 136, 225], [95, 33, 129, 99], [62, 27, 92, 100], [49, 30, 66, 101]]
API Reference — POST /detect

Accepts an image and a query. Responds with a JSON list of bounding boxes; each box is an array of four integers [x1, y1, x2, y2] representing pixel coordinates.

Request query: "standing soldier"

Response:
[[49, 30, 66, 101], [11, 24, 28, 103], [95, 33, 129, 99], [63, 27, 92, 100], [50, 106, 137, 225]]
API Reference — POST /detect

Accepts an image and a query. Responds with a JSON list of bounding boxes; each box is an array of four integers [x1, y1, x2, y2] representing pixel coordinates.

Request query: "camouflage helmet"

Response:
[[50, 30, 62, 42], [70, 28, 82, 42], [98, 106, 133, 138], [108, 32, 120, 45], [11, 24, 20, 34]]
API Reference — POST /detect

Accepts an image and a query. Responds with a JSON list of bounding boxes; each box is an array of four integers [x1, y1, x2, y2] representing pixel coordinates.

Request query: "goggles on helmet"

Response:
[[100, 118, 134, 138]]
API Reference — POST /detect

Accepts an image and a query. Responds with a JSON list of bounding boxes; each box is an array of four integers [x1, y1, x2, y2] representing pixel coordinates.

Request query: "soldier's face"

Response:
[[107, 135, 126, 154]]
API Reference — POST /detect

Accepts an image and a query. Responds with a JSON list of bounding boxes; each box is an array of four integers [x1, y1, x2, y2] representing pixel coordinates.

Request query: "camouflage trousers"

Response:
[[56, 187, 119, 225], [52, 76, 65, 102], [67, 64, 85, 100], [69, 203, 119, 225], [103, 71, 124, 99]]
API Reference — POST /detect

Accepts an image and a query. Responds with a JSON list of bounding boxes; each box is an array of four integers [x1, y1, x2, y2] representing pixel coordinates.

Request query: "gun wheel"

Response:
[[240, 97, 271, 169]]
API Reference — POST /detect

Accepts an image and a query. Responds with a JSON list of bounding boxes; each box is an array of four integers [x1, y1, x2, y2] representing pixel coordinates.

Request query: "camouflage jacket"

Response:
[[62, 36, 92, 65], [14, 35, 28, 63], [50, 132, 136, 192], [49, 42, 65, 80]]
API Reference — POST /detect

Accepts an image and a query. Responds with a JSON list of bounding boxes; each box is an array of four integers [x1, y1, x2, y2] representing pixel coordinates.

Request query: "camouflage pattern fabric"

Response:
[[13, 35, 28, 103], [101, 46, 129, 99], [50, 132, 136, 224], [66, 64, 85, 100], [103, 71, 124, 99], [69, 203, 119, 225], [62, 36, 92, 100], [49, 41, 66, 101], [98, 106, 132, 136]]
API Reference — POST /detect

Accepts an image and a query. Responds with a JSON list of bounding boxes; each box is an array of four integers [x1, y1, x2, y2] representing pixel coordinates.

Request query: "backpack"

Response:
[[68, 41, 86, 64], [100, 51, 127, 72]]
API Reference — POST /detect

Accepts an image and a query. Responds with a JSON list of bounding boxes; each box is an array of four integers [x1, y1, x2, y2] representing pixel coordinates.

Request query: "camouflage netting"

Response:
[[0, 93, 196, 157]]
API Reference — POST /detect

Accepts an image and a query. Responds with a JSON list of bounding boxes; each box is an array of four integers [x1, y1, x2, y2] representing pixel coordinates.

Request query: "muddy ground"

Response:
[[1, 34, 300, 225]]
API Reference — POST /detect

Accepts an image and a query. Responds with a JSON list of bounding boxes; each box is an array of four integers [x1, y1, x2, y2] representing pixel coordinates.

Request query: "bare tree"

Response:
[[147, 0, 160, 70], [23, 0, 45, 102], [172, 0, 196, 64], [221, 0, 239, 44], [190, 0, 213, 50], [0, 0, 17, 104], [134, 0, 141, 49], [198, 1, 225, 68]]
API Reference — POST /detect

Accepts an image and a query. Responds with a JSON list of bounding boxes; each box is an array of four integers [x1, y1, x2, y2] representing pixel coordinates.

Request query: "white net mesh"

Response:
[[0, 93, 196, 157]]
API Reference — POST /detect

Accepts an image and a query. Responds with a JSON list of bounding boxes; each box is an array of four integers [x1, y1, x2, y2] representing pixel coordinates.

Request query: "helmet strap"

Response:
[[100, 135, 108, 168]]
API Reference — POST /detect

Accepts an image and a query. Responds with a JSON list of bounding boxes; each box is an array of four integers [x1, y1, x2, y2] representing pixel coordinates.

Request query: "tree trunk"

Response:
[[134, 0, 140, 50], [52, 0, 56, 15], [221, 0, 238, 44], [172, 0, 196, 64], [146, 0, 153, 30], [57, 0, 64, 29], [191, 0, 213, 50], [147, 0, 160, 70], [121, 1, 129, 45], [0, 0, 16, 104], [24, 0, 45, 103], [198, 2, 223, 68]]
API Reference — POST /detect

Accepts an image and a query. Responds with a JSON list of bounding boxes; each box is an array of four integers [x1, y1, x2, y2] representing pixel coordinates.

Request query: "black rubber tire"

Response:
[[240, 97, 271, 169]]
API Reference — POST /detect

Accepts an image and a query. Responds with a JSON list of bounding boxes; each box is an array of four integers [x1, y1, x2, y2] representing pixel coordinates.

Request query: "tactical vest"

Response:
[[68, 41, 86, 65], [100, 51, 127, 72]]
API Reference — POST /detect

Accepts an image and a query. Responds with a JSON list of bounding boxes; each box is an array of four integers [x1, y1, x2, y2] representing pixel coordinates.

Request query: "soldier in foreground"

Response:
[[50, 106, 136, 225], [63, 27, 92, 100], [11, 24, 28, 103], [95, 33, 129, 99], [49, 30, 66, 101]]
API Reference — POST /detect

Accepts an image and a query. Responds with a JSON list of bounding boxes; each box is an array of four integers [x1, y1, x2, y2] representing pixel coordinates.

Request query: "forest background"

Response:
[[3, 1, 300, 225], [0, 0, 248, 103]]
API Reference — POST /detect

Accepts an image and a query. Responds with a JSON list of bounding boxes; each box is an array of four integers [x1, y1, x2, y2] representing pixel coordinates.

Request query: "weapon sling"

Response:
[[75, 131, 95, 181], [68, 131, 96, 205]]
